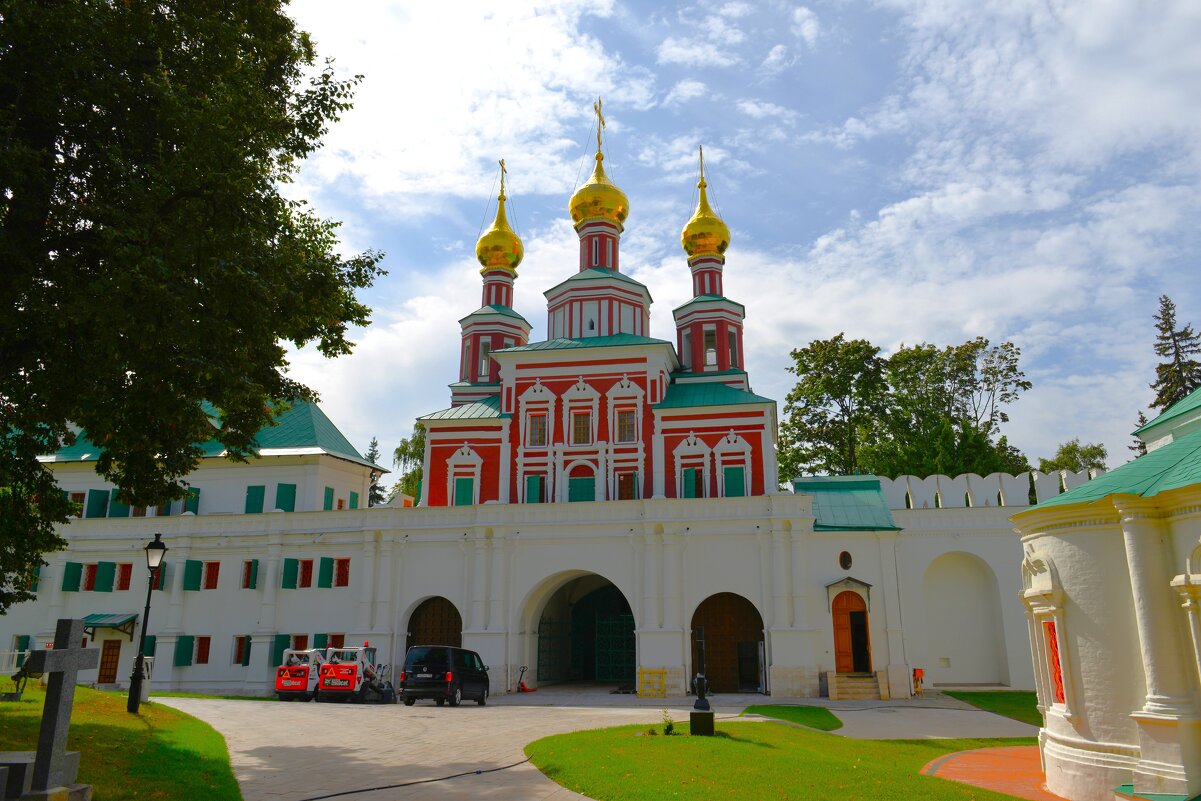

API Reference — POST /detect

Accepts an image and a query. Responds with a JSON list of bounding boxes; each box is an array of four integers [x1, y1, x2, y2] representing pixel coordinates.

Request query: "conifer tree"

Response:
[[1150, 295, 1201, 411], [365, 437, 386, 507], [1130, 411, 1148, 457]]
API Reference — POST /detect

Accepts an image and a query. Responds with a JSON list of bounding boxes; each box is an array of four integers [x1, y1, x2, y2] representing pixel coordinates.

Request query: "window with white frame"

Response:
[[528, 414, 547, 447], [704, 328, 718, 367], [616, 409, 637, 443], [572, 412, 592, 445], [478, 340, 491, 379]]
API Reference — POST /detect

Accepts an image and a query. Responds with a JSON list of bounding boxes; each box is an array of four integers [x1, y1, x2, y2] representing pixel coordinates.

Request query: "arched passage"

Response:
[[691, 592, 765, 693], [832, 591, 871, 674], [535, 574, 635, 685], [406, 596, 462, 651], [922, 552, 1008, 685]]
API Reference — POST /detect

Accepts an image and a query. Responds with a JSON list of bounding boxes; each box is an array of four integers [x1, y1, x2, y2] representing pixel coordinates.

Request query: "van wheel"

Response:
[[448, 686, 461, 707], [403, 696, 415, 706], [436, 698, 445, 707], [477, 687, 488, 706]]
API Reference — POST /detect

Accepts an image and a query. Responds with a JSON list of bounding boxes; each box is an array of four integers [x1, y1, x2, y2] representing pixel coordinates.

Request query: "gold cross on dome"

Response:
[[498, 159, 507, 199], [594, 97, 606, 152]]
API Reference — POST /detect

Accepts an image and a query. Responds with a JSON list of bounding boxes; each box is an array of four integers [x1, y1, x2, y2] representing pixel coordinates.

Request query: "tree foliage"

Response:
[[1150, 295, 1201, 411], [1037, 439, 1108, 473], [391, 423, 426, 502], [365, 437, 386, 507], [781, 335, 1031, 479], [1130, 411, 1149, 458], [0, 2, 383, 610]]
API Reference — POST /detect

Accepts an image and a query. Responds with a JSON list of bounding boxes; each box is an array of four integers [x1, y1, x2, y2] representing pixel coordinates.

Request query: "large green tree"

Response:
[[0, 2, 383, 610], [1150, 295, 1201, 411], [391, 423, 426, 502], [1037, 439, 1107, 473]]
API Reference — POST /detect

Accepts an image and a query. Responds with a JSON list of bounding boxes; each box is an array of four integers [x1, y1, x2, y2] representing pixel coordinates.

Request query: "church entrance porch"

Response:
[[535, 576, 635, 686], [406, 596, 463, 651], [691, 592, 765, 693], [833, 590, 872, 674]]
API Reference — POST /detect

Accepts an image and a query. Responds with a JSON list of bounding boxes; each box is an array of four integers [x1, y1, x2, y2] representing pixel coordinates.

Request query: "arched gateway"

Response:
[[691, 592, 765, 693], [406, 596, 462, 651], [535, 574, 635, 685]]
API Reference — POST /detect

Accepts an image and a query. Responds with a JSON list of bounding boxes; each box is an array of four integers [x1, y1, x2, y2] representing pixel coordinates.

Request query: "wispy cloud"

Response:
[[656, 36, 740, 67]]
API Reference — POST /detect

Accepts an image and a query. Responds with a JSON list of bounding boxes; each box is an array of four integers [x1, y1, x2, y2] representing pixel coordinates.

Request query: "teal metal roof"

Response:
[[420, 394, 509, 421], [1024, 427, 1201, 511], [498, 333, 672, 353], [81, 613, 137, 627], [673, 369, 748, 382], [1135, 386, 1201, 435], [672, 294, 746, 314], [545, 268, 651, 297], [792, 476, 902, 531], [460, 304, 530, 322], [656, 382, 775, 409], [46, 401, 382, 471]]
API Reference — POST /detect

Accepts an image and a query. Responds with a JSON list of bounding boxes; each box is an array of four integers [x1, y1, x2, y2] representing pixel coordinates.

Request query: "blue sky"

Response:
[[281, 0, 1201, 478]]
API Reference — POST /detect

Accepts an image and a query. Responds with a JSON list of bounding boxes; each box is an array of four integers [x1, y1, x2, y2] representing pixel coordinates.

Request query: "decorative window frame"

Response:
[[562, 458, 599, 502], [446, 443, 483, 506], [561, 377, 600, 448], [713, 430, 752, 497], [673, 432, 711, 498], [1021, 549, 1075, 717], [606, 375, 645, 446], [519, 379, 556, 449]]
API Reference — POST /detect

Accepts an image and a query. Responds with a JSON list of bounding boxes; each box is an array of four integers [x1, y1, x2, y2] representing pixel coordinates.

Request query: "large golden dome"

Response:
[[681, 150, 729, 258], [569, 152, 629, 227], [476, 175, 523, 273]]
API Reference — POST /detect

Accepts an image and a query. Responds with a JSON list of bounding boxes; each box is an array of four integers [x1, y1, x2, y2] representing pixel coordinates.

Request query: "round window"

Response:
[[838, 551, 852, 570]]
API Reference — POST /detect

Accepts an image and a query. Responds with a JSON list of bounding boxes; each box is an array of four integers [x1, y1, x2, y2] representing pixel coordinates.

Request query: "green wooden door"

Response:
[[568, 476, 594, 502], [723, 466, 746, 498]]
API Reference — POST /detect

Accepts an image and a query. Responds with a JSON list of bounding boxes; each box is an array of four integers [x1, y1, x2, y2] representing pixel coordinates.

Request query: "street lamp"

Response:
[[128, 532, 167, 714]]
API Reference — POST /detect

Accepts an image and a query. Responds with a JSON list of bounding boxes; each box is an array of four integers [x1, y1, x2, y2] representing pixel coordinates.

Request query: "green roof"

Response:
[[81, 613, 137, 628], [460, 304, 530, 322], [498, 333, 672, 353], [420, 394, 509, 421], [1135, 386, 1201, 435], [672, 294, 746, 314], [793, 476, 902, 531], [545, 268, 651, 296], [46, 401, 382, 471], [1024, 427, 1201, 511], [656, 381, 775, 409]]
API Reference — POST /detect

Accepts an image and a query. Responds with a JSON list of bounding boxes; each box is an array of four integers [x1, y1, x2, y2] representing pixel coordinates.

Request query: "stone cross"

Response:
[[22, 619, 98, 792]]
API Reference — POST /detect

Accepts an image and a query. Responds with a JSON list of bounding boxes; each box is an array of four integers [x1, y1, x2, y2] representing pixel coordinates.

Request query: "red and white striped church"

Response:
[[418, 135, 779, 508]]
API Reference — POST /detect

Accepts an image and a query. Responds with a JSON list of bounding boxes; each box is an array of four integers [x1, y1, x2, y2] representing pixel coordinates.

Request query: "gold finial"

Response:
[[476, 159, 523, 273], [681, 145, 730, 258], [498, 158, 507, 201], [698, 145, 707, 189], [593, 98, 606, 157]]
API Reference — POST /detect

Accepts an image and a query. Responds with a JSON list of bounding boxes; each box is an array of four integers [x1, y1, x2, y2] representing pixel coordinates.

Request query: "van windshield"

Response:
[[405, 647, 449, 668]]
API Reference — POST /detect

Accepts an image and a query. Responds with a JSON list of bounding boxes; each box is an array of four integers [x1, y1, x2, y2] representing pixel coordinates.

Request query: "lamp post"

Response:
[[128, 532, 167, 714]]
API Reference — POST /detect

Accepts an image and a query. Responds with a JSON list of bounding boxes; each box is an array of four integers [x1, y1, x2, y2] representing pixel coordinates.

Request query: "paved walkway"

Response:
[[922, 746, 1067, 801], [156, 689, 1038, 801]]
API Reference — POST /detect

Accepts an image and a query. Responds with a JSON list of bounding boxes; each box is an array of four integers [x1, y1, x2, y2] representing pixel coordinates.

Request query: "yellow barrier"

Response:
[[638, 668, 667, 698]]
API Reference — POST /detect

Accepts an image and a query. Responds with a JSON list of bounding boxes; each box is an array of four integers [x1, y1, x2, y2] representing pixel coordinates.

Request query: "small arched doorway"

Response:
[[832, 591, 871, 674], [536, 576, 635, 685], [691, 592, 765, 693], [406, 596, 462, 651]]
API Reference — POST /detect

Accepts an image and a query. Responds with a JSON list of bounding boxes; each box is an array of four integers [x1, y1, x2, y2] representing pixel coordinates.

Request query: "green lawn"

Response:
[[944, 691, 1042, 727], [743, 703, 843, 731], [0, 685, 242, 800], [527, 721, 1035, 801]]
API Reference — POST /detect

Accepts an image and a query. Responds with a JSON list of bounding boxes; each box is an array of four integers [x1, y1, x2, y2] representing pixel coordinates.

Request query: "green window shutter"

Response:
[[153, 562, 169, 591], [317, 557, 334, 588], [241, 636, 252, 666], [174, 635, 195, 667], [271, 634, 291, 667], [144, 635, 157, 657], [568, 476, 594, 502], [683, 468, 697, 499], [275, 483, 296, 513], [62, 562, 82, 592], [29, 566, 40, 593], [313, 633, 328, 651], [108, 489, 130, 518], [248, 559, 259, 590], [525, 474, 543, 503], [453, 477, 474, 506], [184, 487, 200, 514], [85, 489, 109, 519], [94, 561, 116, 593], [349, 491, 359, 510], [183, 559, 203, 591], [724, 466, 746, 498], [414, 479, 422, 506], [281, 558, 298, 589], [245, 485, 265, 514], [323, 487, 334, 511], [15, 635, 30, 667]]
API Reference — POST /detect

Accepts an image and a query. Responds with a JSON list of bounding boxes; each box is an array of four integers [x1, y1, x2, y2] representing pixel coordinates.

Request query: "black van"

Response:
[[399, 645, 489, 707]]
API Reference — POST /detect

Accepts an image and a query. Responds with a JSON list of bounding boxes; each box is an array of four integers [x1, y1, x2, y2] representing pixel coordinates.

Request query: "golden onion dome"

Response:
[[680, 148, 729, 258], [569, 152, 629, 227], [475, 168, 523, 273]]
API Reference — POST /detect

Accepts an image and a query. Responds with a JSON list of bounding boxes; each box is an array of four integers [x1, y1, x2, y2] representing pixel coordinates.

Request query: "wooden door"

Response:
[[832, 591, 870, 674], [407, 597, 462, 650], [691, 593, 764, 693], [97, 639, 121, 684]]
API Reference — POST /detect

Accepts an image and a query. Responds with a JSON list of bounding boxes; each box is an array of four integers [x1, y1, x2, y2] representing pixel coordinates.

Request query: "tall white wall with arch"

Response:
[[921, 552, 1008, 686]]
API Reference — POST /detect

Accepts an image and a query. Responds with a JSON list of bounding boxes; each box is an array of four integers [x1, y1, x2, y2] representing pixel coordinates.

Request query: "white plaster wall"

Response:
[[921, 552, 1006, 685]]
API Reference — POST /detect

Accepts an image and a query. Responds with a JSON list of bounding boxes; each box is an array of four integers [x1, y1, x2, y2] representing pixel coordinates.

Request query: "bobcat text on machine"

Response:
[[316, 642, 397, 703], [274, 648, 326, 701]]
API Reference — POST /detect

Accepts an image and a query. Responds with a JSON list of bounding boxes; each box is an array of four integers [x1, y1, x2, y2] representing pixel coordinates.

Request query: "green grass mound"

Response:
[[743, 703, 843, 730], [0, 684, 242, 800], [527, 721, 1034, 800], [944, 691, 1042, 727]]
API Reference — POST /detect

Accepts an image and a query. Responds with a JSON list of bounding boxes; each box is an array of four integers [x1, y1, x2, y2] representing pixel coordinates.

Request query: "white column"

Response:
[[356, 537, 375, 631], [652, 420, 666, 499]]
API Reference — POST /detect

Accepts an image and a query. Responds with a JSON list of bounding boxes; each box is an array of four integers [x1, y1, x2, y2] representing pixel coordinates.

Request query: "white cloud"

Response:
[[656, 36, 740, 68], [791, 7, 820, 47], [663, 79, 708, 107], [736, 98, 797, 121], [760, 44, 792, 74]]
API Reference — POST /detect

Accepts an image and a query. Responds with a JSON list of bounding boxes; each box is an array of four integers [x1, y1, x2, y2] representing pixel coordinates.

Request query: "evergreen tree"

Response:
[[365, 437, 386, 507], [1129, 411, 1148, 457], [1150, 295, 1201, 411]]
